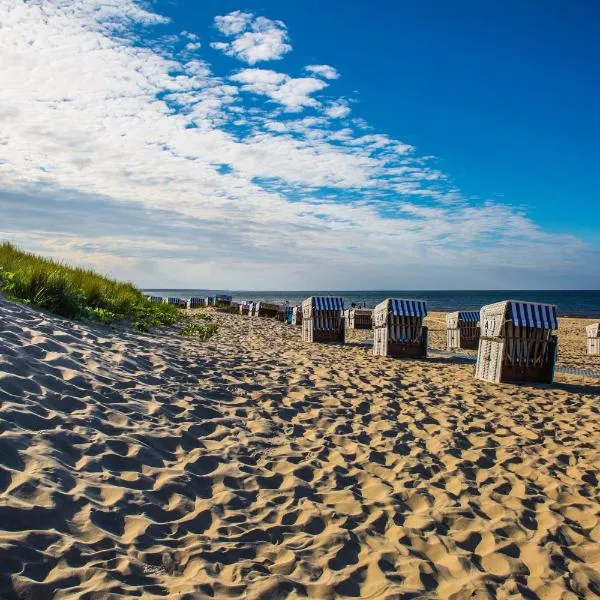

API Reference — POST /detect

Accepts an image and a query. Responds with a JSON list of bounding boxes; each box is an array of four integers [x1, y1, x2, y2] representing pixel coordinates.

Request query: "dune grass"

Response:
[[0, 241, 180, 331]]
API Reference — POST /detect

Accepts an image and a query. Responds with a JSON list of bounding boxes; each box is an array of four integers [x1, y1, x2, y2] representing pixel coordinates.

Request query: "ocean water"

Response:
[[144, 289, 600, 318]]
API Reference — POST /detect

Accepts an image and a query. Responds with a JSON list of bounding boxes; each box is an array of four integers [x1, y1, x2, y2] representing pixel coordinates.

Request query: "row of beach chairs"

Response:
[[147, 293, 599, 385], [300, 296, 563, 386]]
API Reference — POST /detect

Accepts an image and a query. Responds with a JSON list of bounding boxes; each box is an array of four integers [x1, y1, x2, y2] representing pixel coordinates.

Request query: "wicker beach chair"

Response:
[[239, 301, 252, 316], [189, 297, 207, 309], [301, 296, 345, 343], [165, 296, 187, 308], [345, 308, 373, 330], [372, 298, 428, 358], [586, 323, 600, 355], [475, 300, 558, 384], [446, 311, 480, 350], [291, 305, 303, 326], [253, 302, 281, 318], [147, 295, 164, 304], [215, 295, 232, 308]]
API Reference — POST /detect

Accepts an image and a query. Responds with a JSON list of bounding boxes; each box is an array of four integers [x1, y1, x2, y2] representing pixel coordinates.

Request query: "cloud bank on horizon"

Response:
[[0, 0, 595, 288]]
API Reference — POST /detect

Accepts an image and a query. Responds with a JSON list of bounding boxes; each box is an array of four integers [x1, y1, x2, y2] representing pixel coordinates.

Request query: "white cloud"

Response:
[[214, 10, 253, 36], [0, 0, 594, 288], [325, 100, 351, 119], [231, 69, 328, 111], [211, 11, 291, 64], [305, 64, 340, 80]]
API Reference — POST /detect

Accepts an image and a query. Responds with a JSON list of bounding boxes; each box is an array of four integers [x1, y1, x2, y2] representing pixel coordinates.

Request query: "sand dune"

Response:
[[1, 295, 599, 599]]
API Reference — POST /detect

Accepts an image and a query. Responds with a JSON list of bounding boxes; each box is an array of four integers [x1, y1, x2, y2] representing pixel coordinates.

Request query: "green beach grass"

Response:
[[0, 241, 181, 332]]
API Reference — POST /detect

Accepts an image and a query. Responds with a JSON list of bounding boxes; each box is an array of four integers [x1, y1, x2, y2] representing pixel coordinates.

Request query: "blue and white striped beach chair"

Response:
[[301, 296, 345, 342], [165, 296, 187, 308], [446, 310, 480, 350], [476, 300, 558, 384], [146, 295, 164, 304], [189, 297, 207, 308], [373, 298, 428, 358]]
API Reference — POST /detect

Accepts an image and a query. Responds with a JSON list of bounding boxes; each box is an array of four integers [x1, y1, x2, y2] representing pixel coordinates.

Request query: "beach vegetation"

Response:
[[0, 241, 181, 331], [179, 315, 218, 340]]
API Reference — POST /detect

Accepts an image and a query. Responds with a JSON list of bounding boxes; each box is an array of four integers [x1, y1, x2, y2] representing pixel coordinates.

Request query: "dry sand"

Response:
[[0, 295, 599, 599]]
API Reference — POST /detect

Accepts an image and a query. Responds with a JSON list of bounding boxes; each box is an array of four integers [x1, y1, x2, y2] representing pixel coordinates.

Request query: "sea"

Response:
[[143, 290, 600, 318]]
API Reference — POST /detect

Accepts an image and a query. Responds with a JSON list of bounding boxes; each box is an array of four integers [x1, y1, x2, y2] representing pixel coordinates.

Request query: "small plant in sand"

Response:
[[179, 315, 218, 340], [0, 241, 181, 331]]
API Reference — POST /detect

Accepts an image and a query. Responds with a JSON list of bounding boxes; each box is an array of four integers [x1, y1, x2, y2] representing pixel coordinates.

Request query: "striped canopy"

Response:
[[508, 301, 557, 330], [190, 296, 206, 303], [147, 295, 163, 303], [389, 298, 428, 317], [311, 296, 344, 311], [167, 297, 185, 305], [458, 311, 480, 322]]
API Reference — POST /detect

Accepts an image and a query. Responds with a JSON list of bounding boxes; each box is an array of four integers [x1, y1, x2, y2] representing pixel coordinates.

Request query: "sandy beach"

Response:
[[1, 295, 599, 599]]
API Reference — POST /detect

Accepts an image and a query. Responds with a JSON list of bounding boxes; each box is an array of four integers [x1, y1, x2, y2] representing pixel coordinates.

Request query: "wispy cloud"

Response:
[[231, 68, 328, 111], [211, 11, 291, 64], [0, 0, 595, 288], [305, 64, 340, 80]]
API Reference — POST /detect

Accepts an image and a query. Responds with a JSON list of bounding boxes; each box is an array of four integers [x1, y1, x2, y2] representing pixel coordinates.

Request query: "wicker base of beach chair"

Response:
[[447, 328, 480, 350], [302, 321, 345, 343], [373, 327, 428, 358], [476, 336, 558, 383]]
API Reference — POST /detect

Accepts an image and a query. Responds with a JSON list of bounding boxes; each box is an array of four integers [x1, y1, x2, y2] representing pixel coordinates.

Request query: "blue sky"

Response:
[[0, 0, 598, 288]]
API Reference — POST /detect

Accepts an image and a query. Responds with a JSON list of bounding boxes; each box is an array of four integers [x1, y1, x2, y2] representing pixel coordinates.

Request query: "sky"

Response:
[[0, 0, 599, 289]]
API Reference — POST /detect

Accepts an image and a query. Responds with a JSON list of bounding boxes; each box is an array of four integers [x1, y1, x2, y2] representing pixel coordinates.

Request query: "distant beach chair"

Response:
[[239, 301, 252, 316], [301, 296, 345, 343], [344, 308, 373, 330], [147, 295, 163, 304], [446, 311, 480, 350], [586, 323, 600, 355], [475, 300, 558, 384], [165, 296, 187, 308], [215, 295, 232, 308], [291, 305, 303, 326], [276, 304, 293, 322], [189, 297, 207, 308], [372, 298, 428, 358], [206, 297, 216, 306], [283, 305, 295, 324], [254, 301, 281, 318]]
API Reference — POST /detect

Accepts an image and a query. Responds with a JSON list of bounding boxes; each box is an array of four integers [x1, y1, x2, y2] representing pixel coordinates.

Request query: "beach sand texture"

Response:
[[1, 296, 599, 599]]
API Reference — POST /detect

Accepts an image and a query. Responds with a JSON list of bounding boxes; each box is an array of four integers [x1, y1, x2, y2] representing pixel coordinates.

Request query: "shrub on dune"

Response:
[[0, 241, 181, 331]]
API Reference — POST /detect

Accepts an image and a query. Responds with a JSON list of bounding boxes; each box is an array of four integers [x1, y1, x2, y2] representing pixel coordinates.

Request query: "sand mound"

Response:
[[1, 296, 599, 599]]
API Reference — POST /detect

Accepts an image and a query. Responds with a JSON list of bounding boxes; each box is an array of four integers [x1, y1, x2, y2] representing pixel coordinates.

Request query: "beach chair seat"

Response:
[[372, 298, 428, 358], [446, 311, 480, 350], [475, 300, 558, 384]]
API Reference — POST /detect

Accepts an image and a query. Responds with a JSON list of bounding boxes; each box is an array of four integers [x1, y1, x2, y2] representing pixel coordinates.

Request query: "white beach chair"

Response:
[[476, 300, 558, 384]]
